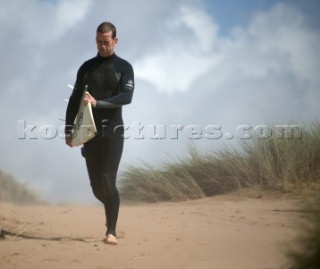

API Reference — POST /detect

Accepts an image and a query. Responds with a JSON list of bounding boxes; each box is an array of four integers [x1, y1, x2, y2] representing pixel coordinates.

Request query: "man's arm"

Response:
[[65, 64, 86, 145], [95, 62, 134, 108]]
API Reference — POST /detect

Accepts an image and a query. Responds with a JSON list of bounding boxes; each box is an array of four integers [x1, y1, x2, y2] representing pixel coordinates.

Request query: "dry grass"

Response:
[[120, 121, 320, 203], [285, 195, 320, 269], [0, 170, 44, 205]]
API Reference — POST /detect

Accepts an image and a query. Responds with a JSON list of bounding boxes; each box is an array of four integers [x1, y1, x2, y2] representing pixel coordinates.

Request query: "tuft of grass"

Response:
[[119, 161, 206, 203], [120, 121, 320, 203], [0, 170, 44, 205], [285, 195, 320, 269], [238, 122, 320, 192]]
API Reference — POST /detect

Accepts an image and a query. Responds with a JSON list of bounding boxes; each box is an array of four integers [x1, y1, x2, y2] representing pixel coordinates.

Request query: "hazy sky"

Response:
[[1, 0, 319, 203]]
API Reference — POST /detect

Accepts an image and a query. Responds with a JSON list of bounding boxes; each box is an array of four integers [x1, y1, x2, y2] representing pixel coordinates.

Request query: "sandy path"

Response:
[[0, 193, 303, 269]]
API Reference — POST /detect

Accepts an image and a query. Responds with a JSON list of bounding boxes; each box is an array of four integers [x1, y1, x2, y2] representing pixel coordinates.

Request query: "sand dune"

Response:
[[0, 192, 303, 269]]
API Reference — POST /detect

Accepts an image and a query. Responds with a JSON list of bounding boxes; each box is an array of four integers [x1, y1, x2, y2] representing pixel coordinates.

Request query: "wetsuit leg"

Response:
[[101, 128, 123, 236], [84, 127, 123, 237], [83, 137, 106, 204]]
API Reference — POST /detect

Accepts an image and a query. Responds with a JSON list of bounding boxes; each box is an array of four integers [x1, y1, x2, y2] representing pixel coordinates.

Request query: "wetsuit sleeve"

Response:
[[95, 62, 134, 108], [65, 65, 86, 134]]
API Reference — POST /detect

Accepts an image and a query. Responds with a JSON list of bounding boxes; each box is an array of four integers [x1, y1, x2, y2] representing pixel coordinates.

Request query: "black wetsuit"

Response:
[[65, 53, 134, 236]]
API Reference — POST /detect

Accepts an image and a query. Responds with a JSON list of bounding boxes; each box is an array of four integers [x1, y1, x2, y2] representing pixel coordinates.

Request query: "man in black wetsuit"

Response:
[[65, 22, 134, 245]]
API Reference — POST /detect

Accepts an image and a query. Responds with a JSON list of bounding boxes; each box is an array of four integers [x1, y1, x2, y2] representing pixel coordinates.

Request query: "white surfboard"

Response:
[[71, 91, 97, 147]]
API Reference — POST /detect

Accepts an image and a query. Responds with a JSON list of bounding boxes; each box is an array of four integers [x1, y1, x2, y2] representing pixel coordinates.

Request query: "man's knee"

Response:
[[90, 182, 107, 203], [102, 174, 118, 196]]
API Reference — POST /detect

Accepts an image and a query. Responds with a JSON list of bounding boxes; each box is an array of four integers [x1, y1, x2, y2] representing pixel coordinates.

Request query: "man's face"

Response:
[[96, 31, 118, 57]]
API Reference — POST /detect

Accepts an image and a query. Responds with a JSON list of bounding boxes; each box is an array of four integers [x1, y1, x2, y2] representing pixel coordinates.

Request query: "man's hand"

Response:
[[65, 134, 73, 147], [83, 92, 97, 107]]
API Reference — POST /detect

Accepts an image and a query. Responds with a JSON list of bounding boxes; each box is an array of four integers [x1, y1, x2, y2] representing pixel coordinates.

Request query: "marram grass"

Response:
[[120, 121, 320, 203]]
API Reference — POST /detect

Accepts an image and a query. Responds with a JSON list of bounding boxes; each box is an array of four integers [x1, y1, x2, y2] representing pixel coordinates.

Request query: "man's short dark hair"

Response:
[[97, 22, 117, 38]]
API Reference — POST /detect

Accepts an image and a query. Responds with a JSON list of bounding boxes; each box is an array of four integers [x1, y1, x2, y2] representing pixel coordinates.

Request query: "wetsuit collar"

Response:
[[97, 52, 116, 60]]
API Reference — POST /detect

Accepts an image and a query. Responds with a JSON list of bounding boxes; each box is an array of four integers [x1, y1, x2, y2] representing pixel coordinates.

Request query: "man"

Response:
[[65, 22, 134, 245]]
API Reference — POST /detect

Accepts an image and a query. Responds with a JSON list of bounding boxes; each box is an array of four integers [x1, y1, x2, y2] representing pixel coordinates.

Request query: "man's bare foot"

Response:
[[103, 234, 118, 245]]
